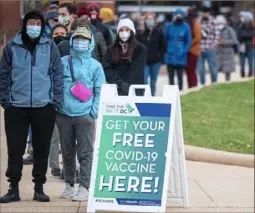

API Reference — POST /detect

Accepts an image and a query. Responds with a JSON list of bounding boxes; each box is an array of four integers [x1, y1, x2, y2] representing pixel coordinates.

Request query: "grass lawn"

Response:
[[181, 80, 254, 155]]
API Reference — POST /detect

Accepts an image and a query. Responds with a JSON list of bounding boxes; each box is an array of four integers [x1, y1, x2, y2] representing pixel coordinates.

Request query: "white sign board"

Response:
[[87, 84, 189, 212]]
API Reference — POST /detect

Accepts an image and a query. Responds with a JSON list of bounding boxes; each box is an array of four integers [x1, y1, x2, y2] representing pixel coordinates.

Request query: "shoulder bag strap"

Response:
[[68, 56, 76, 83]]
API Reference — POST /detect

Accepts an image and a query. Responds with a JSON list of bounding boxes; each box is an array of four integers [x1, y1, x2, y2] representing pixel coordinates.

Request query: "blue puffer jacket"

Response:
[[57, 34, 106, 118], [0, 32, 63, 108], [164, 8, 192, 66]]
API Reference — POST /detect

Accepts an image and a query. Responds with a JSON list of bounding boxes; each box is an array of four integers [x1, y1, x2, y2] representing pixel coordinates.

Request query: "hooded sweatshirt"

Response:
[[57, 34, 106, 118], [21, 10, 45, 53]]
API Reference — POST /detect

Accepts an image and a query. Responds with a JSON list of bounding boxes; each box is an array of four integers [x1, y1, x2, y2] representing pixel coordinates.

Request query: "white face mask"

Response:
[[91, 14, 97, 20], [119, 31, 131, 42], [218, 24, 225, 30]]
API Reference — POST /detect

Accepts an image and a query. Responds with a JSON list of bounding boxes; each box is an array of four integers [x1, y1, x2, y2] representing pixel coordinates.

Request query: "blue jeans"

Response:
[[28, 126, 32, 143], [239, 48, 254, 75], [167, 65, 184, 90], [198, 50, 217, 85], [144, 63, 161, 96]]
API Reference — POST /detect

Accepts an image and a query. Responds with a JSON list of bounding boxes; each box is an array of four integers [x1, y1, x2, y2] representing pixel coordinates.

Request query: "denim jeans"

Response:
[[239, 48, 254, 75], [27, 126, 33, 154], [198, 50, 217, 85], [167, 65, 184, 90], [28, 126, 32, 143], [144, 63, 161, 96]]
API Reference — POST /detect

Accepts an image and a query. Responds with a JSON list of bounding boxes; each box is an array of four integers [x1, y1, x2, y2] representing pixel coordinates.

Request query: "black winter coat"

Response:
[[92, 21, 112, 46], [57, 25, 107, 63], [136, 26, 166, 65], [103, 43, 146, 96]]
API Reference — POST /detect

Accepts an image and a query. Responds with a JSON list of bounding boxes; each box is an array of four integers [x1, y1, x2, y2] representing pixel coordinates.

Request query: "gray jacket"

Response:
[[0, 32, 63, 108], [216, 26, 238, 73]]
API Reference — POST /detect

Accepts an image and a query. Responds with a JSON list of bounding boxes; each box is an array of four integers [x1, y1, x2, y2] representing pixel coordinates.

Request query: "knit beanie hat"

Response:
[[117, 18, 136, 35], [216, 15, 227, 25], [77, 7, 90, 18], [88, 3, 100, 12], [99, 8, 114, 22]]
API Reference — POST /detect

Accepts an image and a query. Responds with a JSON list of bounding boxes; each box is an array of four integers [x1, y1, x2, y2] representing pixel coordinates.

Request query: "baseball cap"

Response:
[[73, 26, 92, 40]]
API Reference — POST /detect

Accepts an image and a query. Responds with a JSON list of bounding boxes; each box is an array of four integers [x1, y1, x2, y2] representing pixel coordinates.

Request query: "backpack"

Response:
[[108, 25, 117, 43]]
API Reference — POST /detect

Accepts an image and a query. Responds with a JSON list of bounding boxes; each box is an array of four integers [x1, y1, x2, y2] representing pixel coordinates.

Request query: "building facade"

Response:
[[0, 0, 254, 42]]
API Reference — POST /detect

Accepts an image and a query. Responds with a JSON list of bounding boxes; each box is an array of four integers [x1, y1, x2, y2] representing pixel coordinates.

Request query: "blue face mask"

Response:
[[26, 25, 41, 38], [50, 24, 56, 29], [146, 19, 155, 27], [73, 39, 90, 53]]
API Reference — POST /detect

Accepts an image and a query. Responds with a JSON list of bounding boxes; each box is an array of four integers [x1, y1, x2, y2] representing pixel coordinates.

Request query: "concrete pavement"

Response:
[[0, 135, 254, 213], [155, 64, 251, 96], [0, 67, 254, 212]]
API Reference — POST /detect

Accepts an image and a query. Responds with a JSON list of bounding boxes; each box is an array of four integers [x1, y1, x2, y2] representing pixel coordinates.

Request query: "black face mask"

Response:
[[53, 35, 66, 45], [202, 16, 209, 21], [175, 17, 183, 24]]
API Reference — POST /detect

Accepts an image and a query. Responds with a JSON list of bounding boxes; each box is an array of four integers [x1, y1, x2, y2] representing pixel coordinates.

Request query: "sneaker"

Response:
[[51, 168, 61, 178], [23, 154, 33, 165], [72, 185, 89, 201], [60, 183, 75, 199]]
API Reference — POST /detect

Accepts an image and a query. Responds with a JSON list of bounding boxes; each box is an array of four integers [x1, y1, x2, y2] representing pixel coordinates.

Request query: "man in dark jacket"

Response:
[[100, 8, 117, 44], [77, 7, 107, 62], [87, 3, 112, 46], [58, 18, 106, 63], [0, 10, 63, 203]]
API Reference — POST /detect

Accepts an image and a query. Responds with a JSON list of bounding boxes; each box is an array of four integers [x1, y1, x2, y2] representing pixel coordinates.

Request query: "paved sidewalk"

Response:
[[156, 64, 251, 96], [0, 135, 254, 213], [0, 68, 254, 212]]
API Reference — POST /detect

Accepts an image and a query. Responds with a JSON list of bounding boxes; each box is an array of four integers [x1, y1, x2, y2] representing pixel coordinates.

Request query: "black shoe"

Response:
[[0, 189, 20, 203], [51, 168, 61, 178], [33, 191, 50, 202], [23, 154, 33, 165]]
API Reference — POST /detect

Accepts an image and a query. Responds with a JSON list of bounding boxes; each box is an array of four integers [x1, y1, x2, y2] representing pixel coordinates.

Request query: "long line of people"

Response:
[[0, 2, 254, 204]]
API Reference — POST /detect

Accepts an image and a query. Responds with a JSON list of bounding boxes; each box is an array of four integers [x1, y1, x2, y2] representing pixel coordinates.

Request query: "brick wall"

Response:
[[0, 0, 21, 40]]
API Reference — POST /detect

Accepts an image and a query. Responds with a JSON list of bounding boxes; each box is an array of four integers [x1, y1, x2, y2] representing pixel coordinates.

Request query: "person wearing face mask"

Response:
[[0, 10, 63, 203], [56, 26, 105, 201], [164, 8, 191, 91], [52, 24, 68, 45], [88, 3, 112, 46], [237, 11, 255, 78], [78, 7, 107, 63], [136, 12, 165, 96], [45, 10, 59, 38], [185, 7, 201, 88], [103, 18, 146, 96], [215, 15, 238, 81], [197, 6, 219, 85], [58, 3, 77, 33]]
